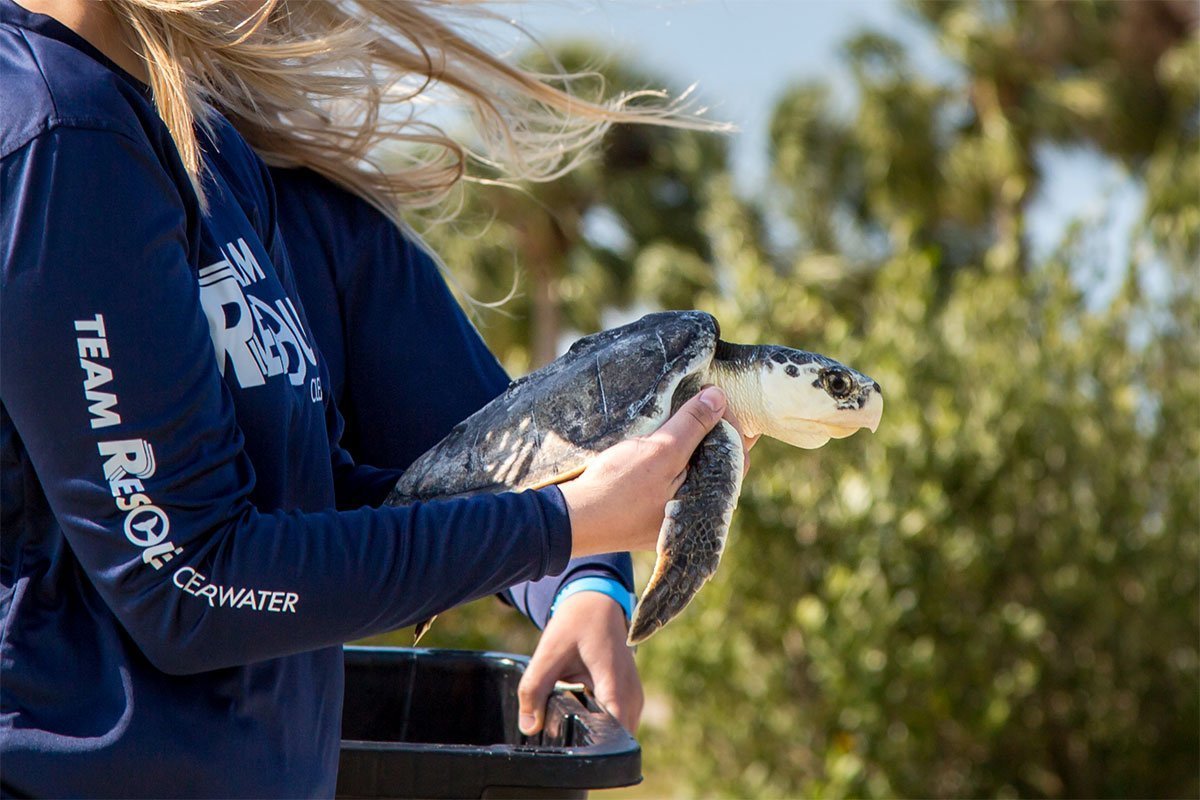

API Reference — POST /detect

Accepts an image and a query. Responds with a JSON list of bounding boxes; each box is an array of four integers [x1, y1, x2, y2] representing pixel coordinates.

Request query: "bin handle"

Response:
[[541, 682, 633, 755]]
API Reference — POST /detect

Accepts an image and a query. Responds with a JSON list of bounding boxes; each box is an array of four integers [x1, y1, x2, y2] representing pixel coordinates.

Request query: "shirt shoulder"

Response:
[[200, 116, 280, 247], [271, 167, 437, 287], [271, 167, 385, 239], [0, 21, 152, 158]]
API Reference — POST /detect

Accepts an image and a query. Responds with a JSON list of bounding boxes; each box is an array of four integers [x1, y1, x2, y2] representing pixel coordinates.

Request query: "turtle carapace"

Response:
[[387, 311, 883, 644]]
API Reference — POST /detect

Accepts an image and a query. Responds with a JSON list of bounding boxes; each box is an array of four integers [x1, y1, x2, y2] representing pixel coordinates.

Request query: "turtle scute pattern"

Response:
[[388, 311, 719, 505], [542, 311, 718, 446]]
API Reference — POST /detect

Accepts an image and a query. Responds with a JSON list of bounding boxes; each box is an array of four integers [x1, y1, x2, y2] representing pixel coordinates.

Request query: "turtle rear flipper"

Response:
[[413, 615, 438, 644], [628, 420, 744, 645]]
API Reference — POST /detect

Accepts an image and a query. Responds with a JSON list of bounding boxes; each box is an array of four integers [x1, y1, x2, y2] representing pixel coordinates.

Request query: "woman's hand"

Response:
[[523, 385, 759, 735], [517, 591, 641, 736], [558, 386, 730, 557]]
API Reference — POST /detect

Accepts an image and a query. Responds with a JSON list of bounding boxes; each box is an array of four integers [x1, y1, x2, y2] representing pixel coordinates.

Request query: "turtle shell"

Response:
[[389, 310, 719, 504]]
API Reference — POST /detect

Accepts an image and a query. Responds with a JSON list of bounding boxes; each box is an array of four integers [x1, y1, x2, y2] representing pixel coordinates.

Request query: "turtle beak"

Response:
[[829, 381, 883, 435], [863, 382, 883, 433]]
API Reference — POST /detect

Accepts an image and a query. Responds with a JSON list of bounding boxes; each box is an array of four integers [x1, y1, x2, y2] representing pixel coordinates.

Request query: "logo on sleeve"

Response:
[[96, 438, 182, 570], [74, 314, 121, 429], [198, 238, 319, 393], [74, 315, 181, 570]]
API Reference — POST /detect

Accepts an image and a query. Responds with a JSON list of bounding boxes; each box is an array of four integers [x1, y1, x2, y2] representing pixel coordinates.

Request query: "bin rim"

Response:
[[339, 644, 642, 758]]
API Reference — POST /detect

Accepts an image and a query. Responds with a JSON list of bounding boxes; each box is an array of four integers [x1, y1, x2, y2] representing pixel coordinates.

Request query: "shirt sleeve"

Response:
[[272, 168, 635, 627], [0, 125, 571, 675], [508, 552, 636, 629]]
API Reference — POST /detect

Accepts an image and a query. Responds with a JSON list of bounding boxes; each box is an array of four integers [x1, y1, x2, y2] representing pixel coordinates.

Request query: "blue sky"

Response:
[[482, 1, 1142, 287], [489, 1, 932, 191]]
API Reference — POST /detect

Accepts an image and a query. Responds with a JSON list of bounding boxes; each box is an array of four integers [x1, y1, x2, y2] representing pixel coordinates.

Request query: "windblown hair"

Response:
[[109, 0, 713, 221]]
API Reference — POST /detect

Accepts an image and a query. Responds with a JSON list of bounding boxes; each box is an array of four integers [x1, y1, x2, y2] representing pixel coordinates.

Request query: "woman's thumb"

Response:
[[652, 386, 726, 460]]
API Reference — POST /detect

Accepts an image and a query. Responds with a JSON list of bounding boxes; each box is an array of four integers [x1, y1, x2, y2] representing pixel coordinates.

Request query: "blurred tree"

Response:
[[772, 0, 1199, 285], [631, 2, 1199, 797], [634, 187, 1198, 797], [375, 3, 1198, 797], [423, 42, 727, 369]]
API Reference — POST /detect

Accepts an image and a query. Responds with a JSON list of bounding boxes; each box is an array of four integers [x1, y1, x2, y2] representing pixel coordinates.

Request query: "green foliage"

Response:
[[389, 3, 1199, 796]]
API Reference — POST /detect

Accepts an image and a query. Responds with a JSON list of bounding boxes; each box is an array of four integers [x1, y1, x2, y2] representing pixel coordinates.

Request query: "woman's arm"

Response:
[[1, 126, 573, 674]]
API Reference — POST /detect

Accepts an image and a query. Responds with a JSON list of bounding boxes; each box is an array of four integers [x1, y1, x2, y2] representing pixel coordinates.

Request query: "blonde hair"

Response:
[[109, 0, 717, 221]]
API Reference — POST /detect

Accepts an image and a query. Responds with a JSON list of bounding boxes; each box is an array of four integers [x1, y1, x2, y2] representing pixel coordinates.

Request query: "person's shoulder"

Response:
[[271, 167, 384, 227], [202, 115, 279, 236], [271, 166, 445, 288], [271, 167, 434, 255], [272, 167, 414, 248], [0, 21, 151, 159]]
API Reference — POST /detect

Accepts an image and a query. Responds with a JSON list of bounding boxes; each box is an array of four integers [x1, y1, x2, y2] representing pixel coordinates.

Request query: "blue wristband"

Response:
[[549, 577, 637, 621]]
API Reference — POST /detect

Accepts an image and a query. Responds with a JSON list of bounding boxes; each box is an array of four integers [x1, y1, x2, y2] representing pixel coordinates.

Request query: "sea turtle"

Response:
[[386, 310, 883, 645]]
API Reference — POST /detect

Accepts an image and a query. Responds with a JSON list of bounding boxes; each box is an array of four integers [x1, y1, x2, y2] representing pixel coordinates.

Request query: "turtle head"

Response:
[[754, 346, 883, 449]]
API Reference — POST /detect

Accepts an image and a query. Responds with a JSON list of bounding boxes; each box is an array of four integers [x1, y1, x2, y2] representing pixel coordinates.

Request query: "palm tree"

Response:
[[424, 41, 729, 369]]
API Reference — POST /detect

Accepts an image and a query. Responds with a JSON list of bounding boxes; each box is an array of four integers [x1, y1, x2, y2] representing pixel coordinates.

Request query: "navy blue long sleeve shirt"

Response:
[[269, 168, 635, 628], [0, 4, 571, 796]]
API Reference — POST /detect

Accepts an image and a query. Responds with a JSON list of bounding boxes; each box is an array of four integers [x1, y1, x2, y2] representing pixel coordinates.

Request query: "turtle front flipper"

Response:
[[628, 420, 744, 645]]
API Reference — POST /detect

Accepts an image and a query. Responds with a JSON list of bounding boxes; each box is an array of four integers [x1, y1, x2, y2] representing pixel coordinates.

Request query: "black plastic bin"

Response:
[[337, 646, 642, 799]]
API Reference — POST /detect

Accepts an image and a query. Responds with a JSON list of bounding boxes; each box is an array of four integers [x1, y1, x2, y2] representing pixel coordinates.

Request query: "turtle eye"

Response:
[[822, 368, 854, 400]]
